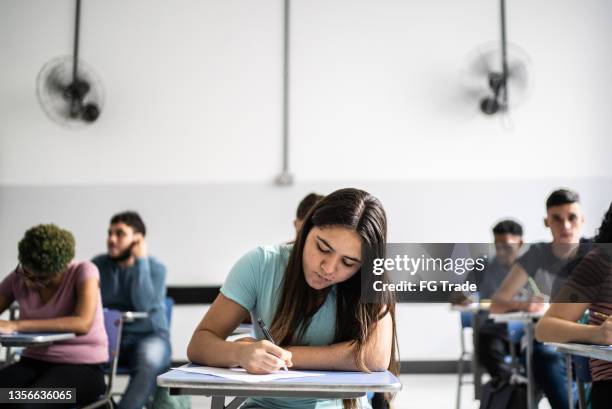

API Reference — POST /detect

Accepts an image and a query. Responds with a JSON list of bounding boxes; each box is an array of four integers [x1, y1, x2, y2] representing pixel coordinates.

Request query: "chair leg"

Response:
[[456, 356, 465, 409]]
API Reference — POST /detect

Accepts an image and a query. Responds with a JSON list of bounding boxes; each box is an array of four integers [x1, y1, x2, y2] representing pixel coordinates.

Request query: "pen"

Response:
[[256, 317, 288, 371], [592, 311, 610, 321], [527, 277, 542, 296]]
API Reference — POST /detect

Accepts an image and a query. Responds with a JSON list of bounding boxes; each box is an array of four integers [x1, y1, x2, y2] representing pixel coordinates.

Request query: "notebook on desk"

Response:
[[174, 363, 324, 383]]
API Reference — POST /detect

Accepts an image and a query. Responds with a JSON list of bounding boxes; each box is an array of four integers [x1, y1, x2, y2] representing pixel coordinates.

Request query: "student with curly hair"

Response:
[[187, 188, 398, 409], [0, 224, 108, 408]]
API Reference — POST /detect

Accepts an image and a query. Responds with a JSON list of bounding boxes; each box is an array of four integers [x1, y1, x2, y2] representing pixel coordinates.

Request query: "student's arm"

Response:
[[187, 293, 293, 374], [490, 263, 538, 313], [536, 249, 612, 345], [535, 303, 612, 345], [129, 258, 166, 312], [287, 310, 393, 372], [0, 272, 16, 315], [0, 295, 13, 316], [0, 277, 100, 335]]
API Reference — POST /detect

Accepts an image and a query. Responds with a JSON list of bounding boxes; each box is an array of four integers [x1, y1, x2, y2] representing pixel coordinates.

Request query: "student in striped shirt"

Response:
[[536, 202, 612, 409]]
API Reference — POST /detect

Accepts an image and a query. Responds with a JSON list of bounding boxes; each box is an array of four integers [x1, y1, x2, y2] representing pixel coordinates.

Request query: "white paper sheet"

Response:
[[174, 364, 324, 383]]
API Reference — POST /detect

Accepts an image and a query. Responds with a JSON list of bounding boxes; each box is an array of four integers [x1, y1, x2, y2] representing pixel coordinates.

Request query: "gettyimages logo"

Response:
[[361, 242, 611, 304], [371, 253, 487, 276], [361, 243, 491, 302]]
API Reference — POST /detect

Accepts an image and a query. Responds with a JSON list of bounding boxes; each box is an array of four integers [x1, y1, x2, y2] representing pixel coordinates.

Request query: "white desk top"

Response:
[[450, 303, 491, 313], [547, 342, 612, 362], [0, 332, 76, 347], [121, 311, 149, 322], [489, 311, 544, 323], [157, 368, 401, 398]]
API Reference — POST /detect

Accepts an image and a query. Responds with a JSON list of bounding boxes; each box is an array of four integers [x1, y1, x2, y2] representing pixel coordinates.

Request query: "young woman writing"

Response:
[[187, 188, 398, 409]]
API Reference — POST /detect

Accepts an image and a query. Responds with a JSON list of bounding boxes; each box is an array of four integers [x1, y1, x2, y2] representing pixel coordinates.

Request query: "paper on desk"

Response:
[[174, 364, 324, 383]]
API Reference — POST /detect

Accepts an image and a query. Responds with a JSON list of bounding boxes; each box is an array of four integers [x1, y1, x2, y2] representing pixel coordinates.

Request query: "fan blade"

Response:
[[46, 75, 68, 95], [468, 55, 494, 78], [507, 62, 528, 88], [460, 86, 486, 102]]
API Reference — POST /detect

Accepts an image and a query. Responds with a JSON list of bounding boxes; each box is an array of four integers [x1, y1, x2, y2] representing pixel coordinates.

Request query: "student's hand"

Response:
[[233, 337, 257, 343], [131, 234, 148, 259], [594, 317, 612, 345], [237, 340, 293, 374], [526, 295, 547, 313], [0, 320, 17, 334]]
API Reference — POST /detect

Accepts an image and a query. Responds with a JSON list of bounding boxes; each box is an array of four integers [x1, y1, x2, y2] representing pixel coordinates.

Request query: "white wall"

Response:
[[1, 0, 611, 361], [1, 0, 611, 184]]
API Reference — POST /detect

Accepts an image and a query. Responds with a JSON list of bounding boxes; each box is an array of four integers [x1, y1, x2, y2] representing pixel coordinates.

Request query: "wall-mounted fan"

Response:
[[463, 42, 531, 114], [463, 0, 531, 116], [37, 56, 104, 127], [36, 0, 103, 127]]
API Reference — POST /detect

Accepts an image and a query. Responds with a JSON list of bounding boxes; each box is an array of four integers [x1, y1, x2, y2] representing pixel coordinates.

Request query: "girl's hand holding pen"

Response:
[[523, 277, 548, 313], [237, 340, 293, 374], [525, 295, 547, 313], [592, 311, 612, 345]]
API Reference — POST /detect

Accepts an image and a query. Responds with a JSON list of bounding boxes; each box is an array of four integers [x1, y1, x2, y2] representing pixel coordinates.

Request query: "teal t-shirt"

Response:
[[220, 244, 371, 409]]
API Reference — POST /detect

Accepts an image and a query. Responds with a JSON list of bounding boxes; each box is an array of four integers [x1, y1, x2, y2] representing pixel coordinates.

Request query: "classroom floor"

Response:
[[113, 374, 553, 409]]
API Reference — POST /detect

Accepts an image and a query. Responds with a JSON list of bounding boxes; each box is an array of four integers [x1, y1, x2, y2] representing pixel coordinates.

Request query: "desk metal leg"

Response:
[[211, 396, 247, 409], [577, 380, 587, 409], [472, 313, 483, 400], [565, 354, 573, 409], [526, 321, 535, 409]]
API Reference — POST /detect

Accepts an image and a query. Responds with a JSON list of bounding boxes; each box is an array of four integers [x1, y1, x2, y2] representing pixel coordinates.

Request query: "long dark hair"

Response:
[[595, 202, 612, 243], [270, 188, 399, 409]]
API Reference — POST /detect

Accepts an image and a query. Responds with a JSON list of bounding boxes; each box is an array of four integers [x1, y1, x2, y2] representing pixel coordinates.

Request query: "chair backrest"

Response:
[[506, 320, 525, 344], [164, 296, 174, 328], [102, 309, 123, 392], [572, 354, 592, 382]]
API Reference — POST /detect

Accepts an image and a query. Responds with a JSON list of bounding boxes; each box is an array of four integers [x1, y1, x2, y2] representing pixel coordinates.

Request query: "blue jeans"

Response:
[[117, 332, 171, 409], [532, 341, 571, 409]]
